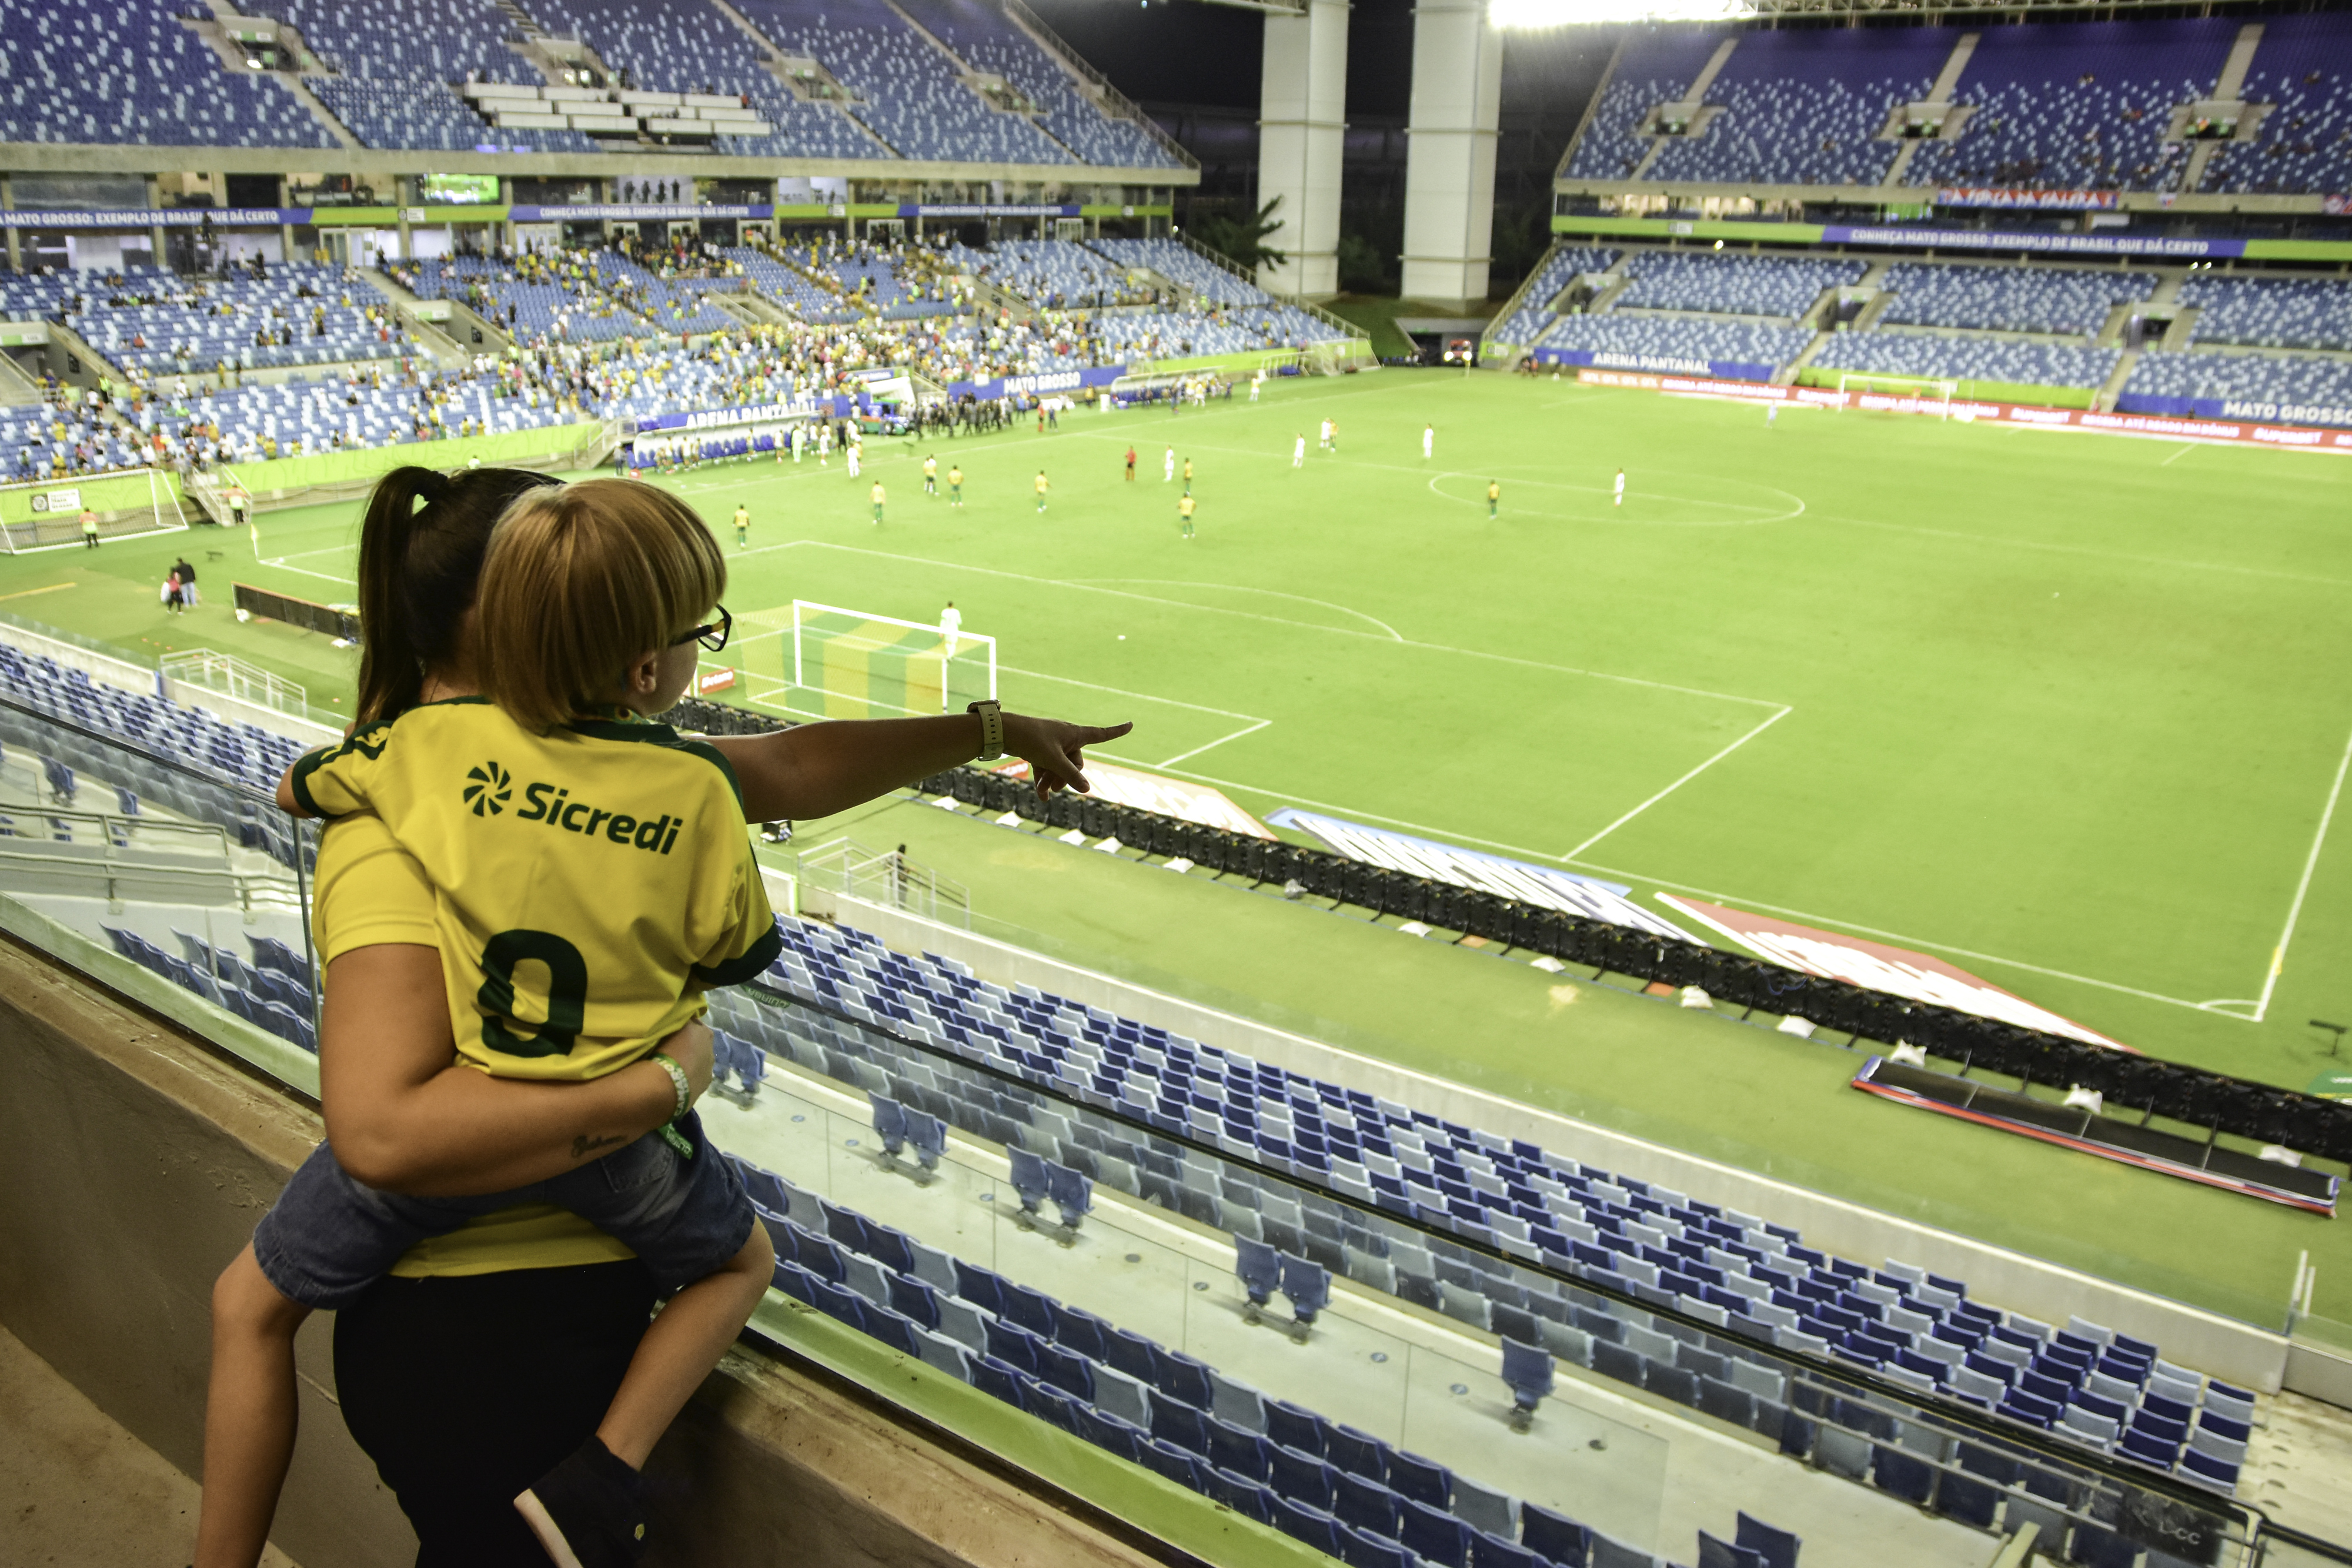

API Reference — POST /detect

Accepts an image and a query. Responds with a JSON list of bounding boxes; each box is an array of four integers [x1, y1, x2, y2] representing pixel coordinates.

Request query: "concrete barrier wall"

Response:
[[817, 891, 2295, 1395], [0, 936, 1170, 1568]]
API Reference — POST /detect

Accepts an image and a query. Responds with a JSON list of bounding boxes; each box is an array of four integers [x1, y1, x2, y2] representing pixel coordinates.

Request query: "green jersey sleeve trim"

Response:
[[692, 918, 784, 988], [286, 716, 397, 819]]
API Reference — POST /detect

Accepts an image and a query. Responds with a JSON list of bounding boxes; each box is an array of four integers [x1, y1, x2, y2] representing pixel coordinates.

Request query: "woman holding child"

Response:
[[196, 465, 1126, 1568]]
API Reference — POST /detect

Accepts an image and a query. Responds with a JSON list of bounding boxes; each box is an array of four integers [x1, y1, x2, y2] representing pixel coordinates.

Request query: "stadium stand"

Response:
[[2201, 11, 2352, 196], [232, 0, 597, 151], [970, 239, 1141, 312], [1, 406, 148, 480], [0, 0, 336, 148], [127, 367, 576, 464], [740, 1137, 1816, 1568], [235, 0, 530, 86], [1561, 31, 1726, 180], [2178, 273, 2352, 352], [9, 621, 2269, 1489], [2121, 349, 2352, 417], [1613, 251, 1865, 319], [393, 252, 652, 343], [1536, 315, 1816, 376], [1087, 305, 1339, 359], [1876, 263, 2155, 338], [1091, 238, 1271, 309], [729, 914, 2253, 1496], [1486, 246, 1622, 348], [733, 0, 1073, 164], [43, 262, 406, 375], [1906, 20, 2237, 192], [1811, 330, 2122, 391], [523, 0, 878, 159], [787, 238, 971, 319], [893, 0, 1181, 169], [716, 245, 862, 325], [0, 653, 308, 841], [1644, 29, 1951, 188]]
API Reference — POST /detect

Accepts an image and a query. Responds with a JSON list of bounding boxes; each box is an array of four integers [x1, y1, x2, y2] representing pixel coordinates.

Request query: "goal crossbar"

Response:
[[789, 599, 997, 717], [1, 468, 191, 553], [1834, 373, 1959, 419]]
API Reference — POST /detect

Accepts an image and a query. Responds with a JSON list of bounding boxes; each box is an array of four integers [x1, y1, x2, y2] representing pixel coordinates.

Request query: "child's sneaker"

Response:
[[513, 1435, 646, 1568]]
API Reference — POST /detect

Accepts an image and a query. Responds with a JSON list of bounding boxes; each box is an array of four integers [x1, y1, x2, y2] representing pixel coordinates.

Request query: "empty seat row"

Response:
[[735, 1149, 1802, 1568]]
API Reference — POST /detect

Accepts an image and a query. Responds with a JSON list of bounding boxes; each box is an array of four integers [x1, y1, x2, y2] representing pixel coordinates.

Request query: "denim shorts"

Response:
[[253, 1110, 752, 1309]]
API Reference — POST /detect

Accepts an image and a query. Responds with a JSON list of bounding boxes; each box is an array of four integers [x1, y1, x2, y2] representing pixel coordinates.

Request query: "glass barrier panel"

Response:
[[0, 682, 2294, 1568]]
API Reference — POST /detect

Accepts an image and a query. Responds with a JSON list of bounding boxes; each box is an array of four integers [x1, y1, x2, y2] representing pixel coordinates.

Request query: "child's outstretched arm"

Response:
[[710, 710, 1130, 824]]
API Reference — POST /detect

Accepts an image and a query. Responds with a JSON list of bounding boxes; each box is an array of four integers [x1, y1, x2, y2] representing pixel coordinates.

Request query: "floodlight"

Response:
[[1489, 0, 1748, 26]]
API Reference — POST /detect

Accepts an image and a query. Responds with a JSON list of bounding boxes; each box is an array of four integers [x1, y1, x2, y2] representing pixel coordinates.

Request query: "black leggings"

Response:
[[334, 1261, 655, 1568]]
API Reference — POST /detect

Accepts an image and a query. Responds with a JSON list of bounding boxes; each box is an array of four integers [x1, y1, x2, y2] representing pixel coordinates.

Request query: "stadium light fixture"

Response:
[[1489, 0, 1747, 26]]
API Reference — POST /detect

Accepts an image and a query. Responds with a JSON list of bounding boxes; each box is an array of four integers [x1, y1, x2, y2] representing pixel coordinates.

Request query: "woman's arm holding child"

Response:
[[319, 942, 712, 1196], [710, 711, 1131, 824]]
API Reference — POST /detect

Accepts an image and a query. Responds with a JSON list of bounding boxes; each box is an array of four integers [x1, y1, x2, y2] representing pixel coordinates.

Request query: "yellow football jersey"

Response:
[[289, 698, 780, 1082]]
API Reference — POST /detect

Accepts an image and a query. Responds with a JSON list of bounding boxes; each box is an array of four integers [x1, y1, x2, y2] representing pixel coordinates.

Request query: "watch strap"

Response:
[[967, 700, 1004, 761]]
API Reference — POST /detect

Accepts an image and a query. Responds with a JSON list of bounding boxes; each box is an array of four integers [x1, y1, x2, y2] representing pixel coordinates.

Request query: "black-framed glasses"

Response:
[[672, 605, 730, 653]]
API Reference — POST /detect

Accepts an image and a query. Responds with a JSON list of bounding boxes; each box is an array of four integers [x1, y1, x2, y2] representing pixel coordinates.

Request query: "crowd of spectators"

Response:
[[0, 229, 1352, 480]]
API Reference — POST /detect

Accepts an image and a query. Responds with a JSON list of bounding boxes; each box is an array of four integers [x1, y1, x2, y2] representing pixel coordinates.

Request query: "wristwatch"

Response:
[[967, 699, 1004, 761]]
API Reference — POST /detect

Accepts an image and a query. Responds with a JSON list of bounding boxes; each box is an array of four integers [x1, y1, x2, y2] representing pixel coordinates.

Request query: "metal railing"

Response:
[[793, 835, 970, 929], [161, 648, 314, 722]]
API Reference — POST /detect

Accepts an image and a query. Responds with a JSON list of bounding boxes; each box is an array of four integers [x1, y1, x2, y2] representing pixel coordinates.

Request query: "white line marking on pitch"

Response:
[[2159, 444, 2195, 467], [259, 557, 356, 586], [2252, 716, 2352, 1023], [1151, 720, 1273, 769], [1560, 707, 1793, 858], [1064, 578, 1402, 641], [779, 540, 1787, 711], [991, 666, 1274, 768]]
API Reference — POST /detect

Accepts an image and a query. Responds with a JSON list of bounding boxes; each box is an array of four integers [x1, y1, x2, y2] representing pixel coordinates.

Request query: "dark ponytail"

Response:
[[353, 465, 562, 724]]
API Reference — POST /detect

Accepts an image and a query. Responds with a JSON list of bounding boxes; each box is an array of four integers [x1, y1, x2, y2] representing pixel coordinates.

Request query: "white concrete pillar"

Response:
[[1399, 0, 1502, 314], [1256, 0, 1347, 300]]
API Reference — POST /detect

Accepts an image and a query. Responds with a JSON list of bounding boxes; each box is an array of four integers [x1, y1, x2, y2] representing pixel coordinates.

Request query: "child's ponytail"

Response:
[[352, 465, 562, 725]]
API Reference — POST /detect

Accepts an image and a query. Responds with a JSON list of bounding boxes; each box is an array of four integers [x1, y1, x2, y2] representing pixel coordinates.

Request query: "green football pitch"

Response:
[[6, 369, 2351, 1324]]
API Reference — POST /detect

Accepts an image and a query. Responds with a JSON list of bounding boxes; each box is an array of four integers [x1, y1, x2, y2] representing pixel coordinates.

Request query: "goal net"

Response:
[[787, 600, 997, 721], [1834, 373, 1957, 420], [1, 468, 190, 553]]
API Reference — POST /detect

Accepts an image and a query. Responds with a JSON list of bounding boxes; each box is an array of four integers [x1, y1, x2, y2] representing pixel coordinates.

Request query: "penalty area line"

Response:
[[1560, 707, 1793, 859]]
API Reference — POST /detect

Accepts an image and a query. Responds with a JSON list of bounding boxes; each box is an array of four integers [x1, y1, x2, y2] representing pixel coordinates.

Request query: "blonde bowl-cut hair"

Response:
[[476, 478, 727, 734]]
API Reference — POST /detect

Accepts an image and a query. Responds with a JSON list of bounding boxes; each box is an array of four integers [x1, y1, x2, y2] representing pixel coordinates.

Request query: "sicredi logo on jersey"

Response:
[[463, 761, 685, 852]]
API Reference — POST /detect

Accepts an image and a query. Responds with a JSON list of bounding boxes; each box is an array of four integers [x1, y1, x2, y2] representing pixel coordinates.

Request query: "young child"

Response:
[[198, 480, 779, 1568]]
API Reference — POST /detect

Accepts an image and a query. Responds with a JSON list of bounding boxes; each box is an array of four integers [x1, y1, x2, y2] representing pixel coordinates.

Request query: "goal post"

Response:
[[1833, 373, 1958, 420], [0, 467, 190, 553], [787, 599, 997, 721]]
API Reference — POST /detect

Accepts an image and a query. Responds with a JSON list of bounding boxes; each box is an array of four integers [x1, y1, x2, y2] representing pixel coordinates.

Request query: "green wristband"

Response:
[[649, 1052, 690, 1122]]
